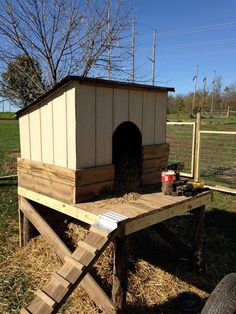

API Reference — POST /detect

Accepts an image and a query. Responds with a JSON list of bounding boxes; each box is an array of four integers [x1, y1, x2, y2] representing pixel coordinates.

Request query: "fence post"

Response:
[[194, 112, 201, 181]]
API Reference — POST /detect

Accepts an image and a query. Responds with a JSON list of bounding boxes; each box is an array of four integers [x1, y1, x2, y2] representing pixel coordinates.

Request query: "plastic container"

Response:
[[161, 171, 175, 195]]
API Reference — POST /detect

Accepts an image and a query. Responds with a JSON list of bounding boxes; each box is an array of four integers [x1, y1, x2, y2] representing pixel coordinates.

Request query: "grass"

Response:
[[0, 117, 20, 177]]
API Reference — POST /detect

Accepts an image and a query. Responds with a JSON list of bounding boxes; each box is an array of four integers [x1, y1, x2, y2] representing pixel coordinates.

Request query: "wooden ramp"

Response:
[[21, 212, 127, 314]]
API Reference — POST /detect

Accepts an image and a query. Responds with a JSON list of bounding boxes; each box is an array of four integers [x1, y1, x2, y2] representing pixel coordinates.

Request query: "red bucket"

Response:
[[161, 171, 175, 195], [161, 171, 175, 183]]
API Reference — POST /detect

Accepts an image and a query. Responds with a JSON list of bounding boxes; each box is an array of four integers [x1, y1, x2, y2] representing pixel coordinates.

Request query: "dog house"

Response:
[[16, 76, 174, 203], [16, 77, 214, 314]]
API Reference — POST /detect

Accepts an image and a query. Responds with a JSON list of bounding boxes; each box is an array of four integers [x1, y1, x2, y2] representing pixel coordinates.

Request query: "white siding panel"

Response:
[[155, 92, 167, 144], [113, 89, 128, 130], [66, 85, 76, 169], [76, 85, 96, 168], [142, 91, 155, 145], [52, 91, 67, 167], [96, 87, 113, 165], [29, 109, 41, 162], [128, 90, 142, 132], [41, 100, 54, 164], [19, 115, 31, 159]]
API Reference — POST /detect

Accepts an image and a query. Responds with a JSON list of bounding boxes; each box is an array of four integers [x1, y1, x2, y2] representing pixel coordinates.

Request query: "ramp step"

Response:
[[27, 296, 53, 314], [51, 272, 71, 288], [36, 289, 56, 308], [64, 255, 85, 270], [77, 240, 98, 254], [22, 224, 117, 313]]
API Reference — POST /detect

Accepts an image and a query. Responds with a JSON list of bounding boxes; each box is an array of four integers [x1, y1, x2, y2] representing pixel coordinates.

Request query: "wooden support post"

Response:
[[18, 209, 24, 247], [191, 206, 205, 273], [112, 236, 129, 313], [23, 215, 35, 247]]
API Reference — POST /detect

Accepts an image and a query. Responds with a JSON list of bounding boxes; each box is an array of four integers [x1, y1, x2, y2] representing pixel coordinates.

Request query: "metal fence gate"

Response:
[[167, 115, 236, 194]]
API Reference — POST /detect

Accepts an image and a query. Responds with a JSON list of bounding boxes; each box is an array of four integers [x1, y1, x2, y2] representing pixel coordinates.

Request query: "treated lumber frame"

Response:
[[123, 191, 212, 235], [18, 197, 116, 313], [18, 188, 212, 313]]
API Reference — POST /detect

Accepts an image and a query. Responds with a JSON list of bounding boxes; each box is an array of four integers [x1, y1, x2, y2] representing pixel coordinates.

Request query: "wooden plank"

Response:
[[124, 191, 212, 235], [83, 232, 108, 250], [27, 296, 53, 314], [64, 256, 85, 270], [141, 170, 161, 185], [0, 174, 18, 180], [72, 247, 95, 266], [155, 92, 167, 144], [77, 241, 98, 254], [18, 171, 75, 204], [96, 87, 113, 165], [142, 143, 169, 160], [128, 90, 143, 131], [75, 180, 114, 203], [76, 85, 96, 168], [20, 197, 72, 260], [80, 274, 116, 313], [66, 83, 76, 169], [52, 90, 67, 167], [43, 279, 69, 303], [112, 236, 129, 312], [40, 99, 54, 165], [142, 91, 156, 145], [76, 165, 114, 186], [36, 290, 55, 308], [52, 272, 71, 288], [113, 88, 128, 130], [17, 158, 76, 186], [29, 109, 42, 162], [18, 206, 24, 247], [18, 187, 98, 225], [205, 185, 236, 195], [19, 115, 31, 159], [142, 157, 168, 173]]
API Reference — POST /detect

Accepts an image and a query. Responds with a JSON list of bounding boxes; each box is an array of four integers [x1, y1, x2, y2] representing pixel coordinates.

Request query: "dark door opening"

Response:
[[112, 121, 142, 194]]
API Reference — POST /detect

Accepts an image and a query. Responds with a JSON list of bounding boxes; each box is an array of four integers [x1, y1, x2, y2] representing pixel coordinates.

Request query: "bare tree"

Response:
[[0, 0, 131, 106]]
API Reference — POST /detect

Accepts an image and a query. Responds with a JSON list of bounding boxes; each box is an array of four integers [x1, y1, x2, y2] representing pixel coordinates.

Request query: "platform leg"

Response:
[[18, 206, 24, 247], [112, 236, 129, 313], [192, 205, 205, 273], [19, 196, 36, 247]]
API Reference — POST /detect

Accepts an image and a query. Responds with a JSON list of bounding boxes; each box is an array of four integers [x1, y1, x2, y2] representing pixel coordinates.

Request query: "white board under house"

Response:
[[16, 76, 175, 203]]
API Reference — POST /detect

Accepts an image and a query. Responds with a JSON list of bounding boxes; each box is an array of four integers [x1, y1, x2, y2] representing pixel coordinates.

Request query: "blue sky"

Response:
[[133, 0, 236, 94]]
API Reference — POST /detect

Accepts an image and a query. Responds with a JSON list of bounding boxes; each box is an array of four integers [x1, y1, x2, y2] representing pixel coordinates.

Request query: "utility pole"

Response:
[[203, 76, 207, 112], [211, 71, 216, 113], [152, 29, 156, 85], [192, 64, 199, 116], [107, 0, 111, 80], [131, 19, 135, 83]]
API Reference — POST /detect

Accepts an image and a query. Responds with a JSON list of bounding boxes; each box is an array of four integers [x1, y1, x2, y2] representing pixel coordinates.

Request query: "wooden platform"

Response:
[[18, 187, 213, 236]]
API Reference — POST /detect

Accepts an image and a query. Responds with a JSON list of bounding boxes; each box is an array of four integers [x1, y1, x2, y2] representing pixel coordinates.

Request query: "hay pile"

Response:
[[0, 218, 210, 314]]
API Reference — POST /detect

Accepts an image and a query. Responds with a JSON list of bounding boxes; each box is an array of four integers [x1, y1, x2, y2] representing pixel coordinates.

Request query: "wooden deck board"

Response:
[[18, 187, 213, 236]]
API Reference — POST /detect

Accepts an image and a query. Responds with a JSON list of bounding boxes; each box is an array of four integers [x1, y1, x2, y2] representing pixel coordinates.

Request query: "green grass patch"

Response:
[[0, 119, 20, 176]]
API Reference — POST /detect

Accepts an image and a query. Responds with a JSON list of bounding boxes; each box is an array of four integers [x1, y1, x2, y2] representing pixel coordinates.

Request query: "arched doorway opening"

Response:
[[112, 121, 142, 194]]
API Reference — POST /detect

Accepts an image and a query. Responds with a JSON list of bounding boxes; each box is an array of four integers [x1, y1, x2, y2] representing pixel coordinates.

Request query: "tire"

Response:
[[201, 273, 236, 314]]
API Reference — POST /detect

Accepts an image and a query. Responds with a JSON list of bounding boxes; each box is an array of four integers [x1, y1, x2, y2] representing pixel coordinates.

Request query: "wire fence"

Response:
[[166, 122, 195, 177], [0, 118, 20, 178], [167, 117, 236, 193], [199, 131, 236, 190]]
